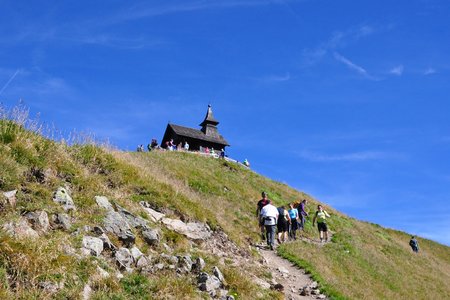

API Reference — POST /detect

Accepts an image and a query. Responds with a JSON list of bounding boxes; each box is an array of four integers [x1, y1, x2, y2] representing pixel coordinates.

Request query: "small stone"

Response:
[[317, 295, 327, 299], [95, 196, 114, 211], [136, 256, 150, 269], [272, 283, 284, 291], [311, 289, 321, 295], [99, 233, 116, 251], [3, 218, 39, 239], [96, 266, 110, 279], [310, 281, 318, 289], [140, 201, 166, 222], [55, 213, 72, 230], [212, 266, 224, 283], [277, 266, 289, 274], [130, 246, 143, 261], [3, 190, 17, 207], [82, 236, 104, 256], [192, 257, 205, 273], [197, 272, 221, 296], [38, 281, 59, 293], [177, 255, 193, 273], [82, 284, 92, 300], [25, 210, 50, 232], [300, 286, 312, 296], [53, 187, 76, 211], [155, 263, 165, 270], [115, 248, 134, 269]]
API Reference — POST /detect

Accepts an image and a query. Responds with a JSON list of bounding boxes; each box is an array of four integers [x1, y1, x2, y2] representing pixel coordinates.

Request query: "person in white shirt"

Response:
[[260, 200, 279, 250]]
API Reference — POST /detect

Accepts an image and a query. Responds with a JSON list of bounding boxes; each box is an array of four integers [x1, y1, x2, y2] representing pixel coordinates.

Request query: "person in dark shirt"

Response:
[[256, 191, 269, 240], [298, 199, 309, 231], [409, 236, 419, 253]]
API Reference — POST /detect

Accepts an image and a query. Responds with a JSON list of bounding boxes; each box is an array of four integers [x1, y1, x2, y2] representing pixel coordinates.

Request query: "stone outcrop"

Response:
[[161, 218, 211, 241], [95, 196, 114, 211], [142, 228, 160, 246], [140, 201, 165, 222], [104, 211, 135, 246]]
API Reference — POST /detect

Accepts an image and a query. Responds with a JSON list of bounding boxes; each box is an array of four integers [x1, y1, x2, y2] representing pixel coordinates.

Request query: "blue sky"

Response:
[[1, 0, 449, 245]]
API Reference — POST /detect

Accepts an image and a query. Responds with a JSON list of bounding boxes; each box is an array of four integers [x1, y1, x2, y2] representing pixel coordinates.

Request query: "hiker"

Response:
[[150, 139, 159, 149], [256, 192, 270, 240], [409, 236, 419, 253], [288, 202, 299, 240], [184, 141, 189, 151], [220, 149, 225, 159], [277, 205, 291, 244], [137, 144, 144, 152], [260, 199, 279, 250], [298, 199, 309, 231], [243, 159, 250, 167], [312, 205, 331, 242]]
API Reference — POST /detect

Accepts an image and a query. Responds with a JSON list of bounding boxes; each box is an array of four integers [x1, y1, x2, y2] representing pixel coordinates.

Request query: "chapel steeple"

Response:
[[200, 104, 220, 138]]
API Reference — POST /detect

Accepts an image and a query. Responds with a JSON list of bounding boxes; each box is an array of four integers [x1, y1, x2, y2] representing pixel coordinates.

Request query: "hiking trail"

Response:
[[255, 233, 332, 299]]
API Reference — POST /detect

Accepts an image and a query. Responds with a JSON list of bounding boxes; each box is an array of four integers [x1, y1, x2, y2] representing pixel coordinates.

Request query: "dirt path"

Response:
[[254, 233, 333, 299]]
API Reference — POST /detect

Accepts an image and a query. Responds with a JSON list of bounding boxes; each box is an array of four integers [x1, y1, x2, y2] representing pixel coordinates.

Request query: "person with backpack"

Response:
[[277, 205, 291, 244], [260, 199, 279, 250], [409, 236, 419, 253], [256, 192, 270, 240], [312, 205, 331, 242], [288, 202, 299, 240]]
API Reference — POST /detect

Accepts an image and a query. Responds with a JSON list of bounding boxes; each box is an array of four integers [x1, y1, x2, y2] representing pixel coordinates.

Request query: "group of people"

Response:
[[256, 191, 331, 250]]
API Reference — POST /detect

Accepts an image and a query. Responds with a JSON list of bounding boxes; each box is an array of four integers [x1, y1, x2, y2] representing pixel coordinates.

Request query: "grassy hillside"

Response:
[[1, 115, 449, 299]]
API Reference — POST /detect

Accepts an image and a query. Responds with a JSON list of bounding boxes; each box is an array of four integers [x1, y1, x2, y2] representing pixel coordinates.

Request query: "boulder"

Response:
[[161, 218, 211, 241], [142, 228, 159, 246], [3, 190, 17, 207], [53, 187, 76, 211], [104, 211, 135, 246], [82, 236, 104, 256], [192, 257, 206, 273], [212, 266, 224, 283], [115, 247, 134, 269], [198, 272, 221, 296], [116, 204, 148, 229], [3, 218, 39, 239], [25, 210, 50, 232], [82, 284, 92, 300], [140, 201, 165, 222], [54, 213, 72, 230], [95, 196, 114, 211]]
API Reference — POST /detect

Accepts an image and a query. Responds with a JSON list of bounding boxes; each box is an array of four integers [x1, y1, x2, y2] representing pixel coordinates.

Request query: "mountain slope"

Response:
[[0, 118, 449, 299]]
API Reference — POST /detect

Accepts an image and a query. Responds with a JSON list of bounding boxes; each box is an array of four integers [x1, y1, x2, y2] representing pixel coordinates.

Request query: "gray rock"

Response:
[[142, 228, 159, 246], [54, 213, 71, 230], [317, 294, 327, 299], [82, 236, 104, 256], [38, 281, 60, 293], [115, 247, 134, 269], [53, 187, 76, 211], [311, 288, 321, 295], [95, 196, 114, 211], [3, 190, 17, 207], [136, 256, 150, 269], [277, 266, 289, 274], [99, 233, 116, 251], [116, 204, 148, 229], [161, 218, 211, 241], [104, 211, 135, 246], [160, 253, 179, 265], [154, 263, 165, 271], [82, 284, 92, 300], [96, 266, 110, 279], [300, 286, 312, 296], [140, 201, 166, 222], [213, 266, 224, 283], [3, 218, 39, 239], [178, 255, 193, 273], [192, 257, 206, 273], [130, 246, 143, 261], [198, 272, 221, 296], [25, 210, 50, 232], [310, 281, 318, 289]]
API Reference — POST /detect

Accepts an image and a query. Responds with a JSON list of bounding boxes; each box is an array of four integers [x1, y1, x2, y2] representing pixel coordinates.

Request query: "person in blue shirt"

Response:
[[288, 202, 299, 240]]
